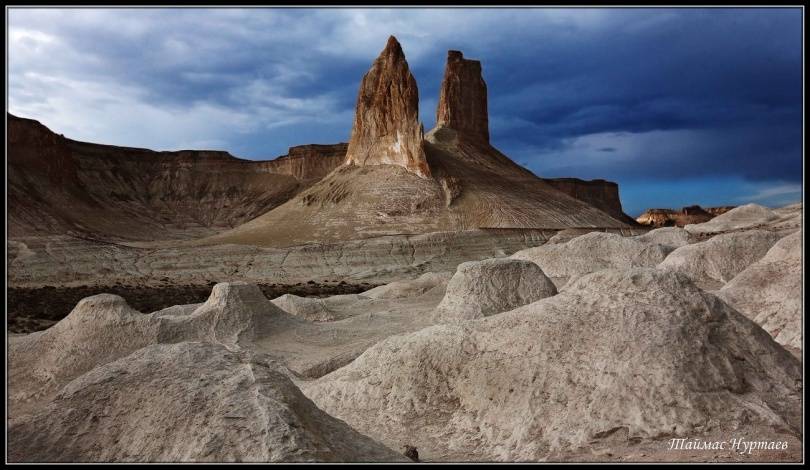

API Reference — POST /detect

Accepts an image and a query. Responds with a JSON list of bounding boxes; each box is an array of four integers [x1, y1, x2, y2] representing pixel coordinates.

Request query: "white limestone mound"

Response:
[[684, 203, 779, 235], [361, 271, 452, 299], [8, 342, 405, 463], [658, 230, 782, 288], [272, 294, 336, 322], [510, 232, 669, 280], [303, 268, 801, 462], [718, 231, 802, 350], [433, 258, 556, 323], [545, 228, 593, 244], [9, 282, 294, 415], [634, 226, 690, 251]]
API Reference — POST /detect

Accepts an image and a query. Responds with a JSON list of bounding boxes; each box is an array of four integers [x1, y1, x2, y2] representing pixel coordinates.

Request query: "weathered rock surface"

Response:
[[634, 226, 691, 251], [658, 230, 782, 288], [361, 271, 452, 299], [8, 277, 451, 402], [433, 258, 556, 323], [9, 342, 405, 462], [718, 231, 802, 350], [271, 294, 339, 322], [436, 50, 489, 143], [684, 203, 780, 235], [510, 232, 669, 282], [344, 36, 429, 178], [303, 268, 802, 461], [271, 293, 380, 323], [8, 282, 291, 415]]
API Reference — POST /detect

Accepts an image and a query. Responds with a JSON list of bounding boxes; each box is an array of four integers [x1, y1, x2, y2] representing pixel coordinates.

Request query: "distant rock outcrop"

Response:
[[436, 50, 489, 143], [636, 205, 736, 228], [344, 36, 430, 178]]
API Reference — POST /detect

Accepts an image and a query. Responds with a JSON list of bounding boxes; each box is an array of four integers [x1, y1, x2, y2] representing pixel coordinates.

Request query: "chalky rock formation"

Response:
[[436, 50, 489, 142], [271, 294, 337, 322], [510, 232, 669, 284], [634, 226, 691, 251], [8, 282, 292, 417], [658, 230, 782, 288], [8, 342, 405, 462], [303, 268, 801, 461], [684, 203, 780, 235], [344, 36, 430, 178], [718, 231, 802, 351], [361, 272, 452, 300], [433, 258, 556, 323]]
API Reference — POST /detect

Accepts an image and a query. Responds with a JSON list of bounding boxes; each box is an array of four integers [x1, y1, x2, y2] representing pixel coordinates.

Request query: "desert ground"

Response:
[[6, 36, 803, 463]]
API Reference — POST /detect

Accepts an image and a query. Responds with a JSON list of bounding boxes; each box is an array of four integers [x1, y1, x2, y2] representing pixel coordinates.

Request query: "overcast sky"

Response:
[[8, 7, 803, 215]]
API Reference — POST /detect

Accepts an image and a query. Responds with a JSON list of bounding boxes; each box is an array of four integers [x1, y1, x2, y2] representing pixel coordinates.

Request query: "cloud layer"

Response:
[[8, 7, 803, 215]]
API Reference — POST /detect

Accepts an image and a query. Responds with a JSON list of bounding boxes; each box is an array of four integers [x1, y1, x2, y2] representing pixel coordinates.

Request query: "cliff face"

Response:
[[262, 143, 348, 182], [344, 36, 430, 178], [436, 50, 489, 143], [544, 178, 636, 225], [7, 114, 304, 240]]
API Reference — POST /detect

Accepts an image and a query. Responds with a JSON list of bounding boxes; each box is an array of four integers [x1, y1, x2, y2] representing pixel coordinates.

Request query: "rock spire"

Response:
[[344, 36, 430, 178]]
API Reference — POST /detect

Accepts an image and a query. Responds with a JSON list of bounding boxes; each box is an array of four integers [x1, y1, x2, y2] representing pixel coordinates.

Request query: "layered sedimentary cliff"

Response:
[[343, 36, 430, 178], [8, 114, 303, 240], [544, 178, 636, 224]]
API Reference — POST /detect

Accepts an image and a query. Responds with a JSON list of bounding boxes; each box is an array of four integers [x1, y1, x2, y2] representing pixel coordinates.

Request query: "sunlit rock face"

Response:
[[344, 36, 430, 178]]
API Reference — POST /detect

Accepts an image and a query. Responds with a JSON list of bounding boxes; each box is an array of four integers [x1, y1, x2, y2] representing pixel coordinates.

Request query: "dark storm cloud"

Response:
[[478, 8, 802, 184], [8, 7, 803, 206]]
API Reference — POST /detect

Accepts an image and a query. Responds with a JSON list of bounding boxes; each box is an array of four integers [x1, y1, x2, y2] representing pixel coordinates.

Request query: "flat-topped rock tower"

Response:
[[436, 50, 489, 143]]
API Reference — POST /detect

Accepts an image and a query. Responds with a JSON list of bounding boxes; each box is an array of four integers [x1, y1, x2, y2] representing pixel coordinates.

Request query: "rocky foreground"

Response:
[[8, 202, 802, 462]]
